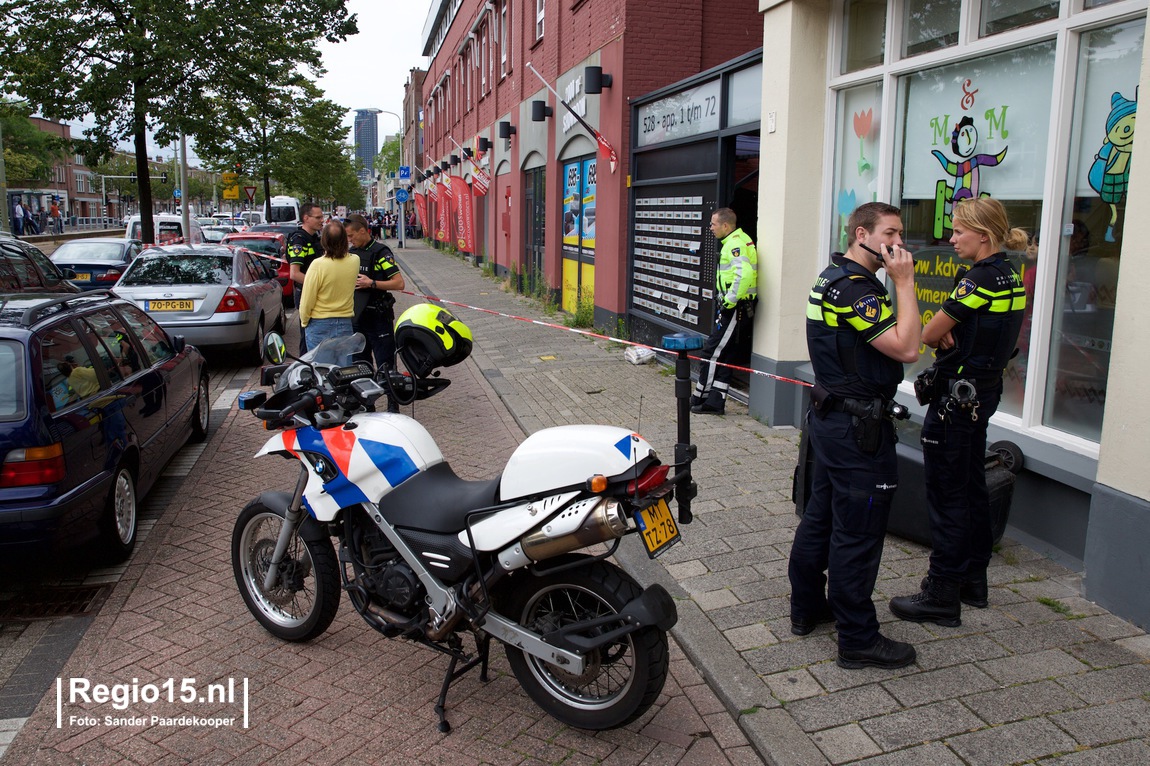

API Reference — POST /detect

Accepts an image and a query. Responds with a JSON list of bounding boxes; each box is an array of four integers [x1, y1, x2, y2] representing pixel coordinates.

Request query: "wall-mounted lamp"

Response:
[[585, 66, 613, 94], [531, 100, 553, 121], [430, 166, 440, 176], [450, 154, 461, 166], [463, 147, 474, 159], [478, 137, 492, 152], [497, 121, 516, 138], [440, 162, 451, 173]]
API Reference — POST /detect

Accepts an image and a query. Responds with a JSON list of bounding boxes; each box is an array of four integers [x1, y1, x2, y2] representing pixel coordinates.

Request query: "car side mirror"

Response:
[[172, 335, 186, 353], [263, 332, 286, 364], [60, 268, 77, 279]]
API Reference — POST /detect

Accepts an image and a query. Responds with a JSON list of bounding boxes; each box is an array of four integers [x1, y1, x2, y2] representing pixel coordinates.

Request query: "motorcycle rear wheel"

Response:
[[232, 500, 340, 642], [502, 557, 669, 730]]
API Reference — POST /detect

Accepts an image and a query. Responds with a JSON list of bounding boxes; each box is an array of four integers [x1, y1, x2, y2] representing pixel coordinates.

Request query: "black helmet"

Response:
[[394, 304, 473, 377]]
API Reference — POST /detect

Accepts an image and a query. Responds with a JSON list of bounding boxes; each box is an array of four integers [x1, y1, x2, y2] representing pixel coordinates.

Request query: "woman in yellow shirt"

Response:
[[298, 221, 360, 353]]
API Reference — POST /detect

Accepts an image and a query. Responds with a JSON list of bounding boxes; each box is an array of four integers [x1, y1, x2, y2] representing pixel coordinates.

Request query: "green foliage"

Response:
[[1, 101, 69, 182], [565, 290, 595, 328], [0, 0, 357, 239], [1037, 596, 1073, 616], [374, 136, 402, 180]]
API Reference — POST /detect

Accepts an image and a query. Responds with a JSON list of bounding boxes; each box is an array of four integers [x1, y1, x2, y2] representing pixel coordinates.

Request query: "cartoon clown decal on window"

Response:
[[1089, 89, 1136, 243], [932, 115, 1009, 238]]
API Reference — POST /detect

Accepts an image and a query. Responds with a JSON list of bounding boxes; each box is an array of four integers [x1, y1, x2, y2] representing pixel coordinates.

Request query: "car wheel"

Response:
[[248, 316, 265, 365], [189, 372, 210, 443], [99, 465, 138, 562]]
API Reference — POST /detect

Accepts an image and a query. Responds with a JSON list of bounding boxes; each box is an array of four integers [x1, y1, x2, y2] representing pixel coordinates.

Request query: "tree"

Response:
[[374, 136, 402, 180], [1, 101, 69, 183], [0, 0, 356, 242]]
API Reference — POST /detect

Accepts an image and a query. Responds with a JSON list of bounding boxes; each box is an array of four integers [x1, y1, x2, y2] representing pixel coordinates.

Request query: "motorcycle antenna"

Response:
[[633, 395, 644, 501]]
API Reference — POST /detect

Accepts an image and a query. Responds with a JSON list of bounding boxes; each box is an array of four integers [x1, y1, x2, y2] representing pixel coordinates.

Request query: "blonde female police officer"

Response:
[[889, 197, 1026, 627]]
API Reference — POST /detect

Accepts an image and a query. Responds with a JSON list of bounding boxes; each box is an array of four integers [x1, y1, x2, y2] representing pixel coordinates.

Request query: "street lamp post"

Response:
[[356, 107, 406, 248]]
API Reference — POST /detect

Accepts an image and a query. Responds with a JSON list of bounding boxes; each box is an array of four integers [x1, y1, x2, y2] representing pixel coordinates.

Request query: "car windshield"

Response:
[[0, 340, 27, 421], [121, 255, 233, 286], [51, 243, 125, 262], [226, 239, 279, 256]]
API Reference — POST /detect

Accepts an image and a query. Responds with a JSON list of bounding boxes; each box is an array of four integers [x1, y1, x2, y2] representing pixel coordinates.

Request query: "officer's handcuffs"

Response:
[[941, 378, 980, 422]]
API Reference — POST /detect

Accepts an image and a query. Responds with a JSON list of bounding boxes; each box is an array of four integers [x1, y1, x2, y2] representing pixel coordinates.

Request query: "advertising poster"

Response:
[[563, 162, 580, 248], [581, 158, 597, 252]]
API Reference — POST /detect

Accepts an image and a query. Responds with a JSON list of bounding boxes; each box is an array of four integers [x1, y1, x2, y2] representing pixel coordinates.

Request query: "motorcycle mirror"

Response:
[[263, 333, 287, 364]]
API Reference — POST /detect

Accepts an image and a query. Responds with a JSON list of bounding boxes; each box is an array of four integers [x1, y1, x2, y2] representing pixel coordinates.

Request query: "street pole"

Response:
[[179, 132, 190, 238]]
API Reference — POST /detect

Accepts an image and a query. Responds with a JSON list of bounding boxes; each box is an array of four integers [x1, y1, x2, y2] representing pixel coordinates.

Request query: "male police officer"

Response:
[[788, 202, 920, 670], [288, 202, 325, 353], [346, 213, 404, 373], [691, 207, 757, 415]]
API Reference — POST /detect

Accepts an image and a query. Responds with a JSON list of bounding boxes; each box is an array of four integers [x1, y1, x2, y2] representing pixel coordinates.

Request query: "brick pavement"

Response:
[[390, 242, 1150, 765], [0, 261, 761, 765], [4, 239, 1149, 765]]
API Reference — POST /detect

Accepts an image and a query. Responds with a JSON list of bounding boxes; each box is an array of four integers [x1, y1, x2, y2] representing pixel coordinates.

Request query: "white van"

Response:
[[238, 210, 264, 227], [125, 214, 204, 245], [268, 196, 301, 227]]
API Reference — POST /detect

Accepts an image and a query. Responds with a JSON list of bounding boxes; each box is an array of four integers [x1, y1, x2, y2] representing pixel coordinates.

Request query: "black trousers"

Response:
[[692, 300, 753, 404], [353, 304, 397, 371], [922, 383, 1002, 585], [789, 409, 898, 650]]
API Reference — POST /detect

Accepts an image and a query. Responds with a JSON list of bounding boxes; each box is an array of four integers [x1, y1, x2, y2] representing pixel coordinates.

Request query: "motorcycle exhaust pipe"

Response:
[[520, 499, 629, 562]]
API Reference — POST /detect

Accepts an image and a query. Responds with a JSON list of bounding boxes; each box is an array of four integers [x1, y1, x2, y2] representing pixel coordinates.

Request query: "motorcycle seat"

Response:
[[377, 462, 503, 534]]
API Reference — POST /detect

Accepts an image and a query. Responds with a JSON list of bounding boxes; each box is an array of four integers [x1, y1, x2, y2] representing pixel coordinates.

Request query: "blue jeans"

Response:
[[304, 317, 353, 362]]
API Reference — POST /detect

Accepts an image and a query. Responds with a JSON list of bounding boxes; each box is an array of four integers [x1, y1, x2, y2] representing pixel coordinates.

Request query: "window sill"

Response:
[[530, 37, 544, 52], [571, 0, 588, 10]]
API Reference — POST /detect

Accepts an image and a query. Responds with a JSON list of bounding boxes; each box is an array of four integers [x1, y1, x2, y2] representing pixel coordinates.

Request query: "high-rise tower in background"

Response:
[[353, 109, 381, 183]]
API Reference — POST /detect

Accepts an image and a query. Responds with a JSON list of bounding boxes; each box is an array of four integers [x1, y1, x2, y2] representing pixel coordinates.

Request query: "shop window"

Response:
[[980, 0, 1059, 37], [536, 0, 545, 41], [903, 0, 960, 57], [1043, 19, 1143, 442], [842, 0, 886, 73], [829, 82, 882, 254], [893, 41, 1055, 419]]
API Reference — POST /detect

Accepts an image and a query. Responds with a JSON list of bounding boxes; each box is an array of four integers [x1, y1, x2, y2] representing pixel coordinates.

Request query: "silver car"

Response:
[[113, 244, 285, 363]]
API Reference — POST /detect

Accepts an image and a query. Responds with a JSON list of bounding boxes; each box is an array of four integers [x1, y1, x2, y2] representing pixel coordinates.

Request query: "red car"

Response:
[[221, 232, 291, 306]]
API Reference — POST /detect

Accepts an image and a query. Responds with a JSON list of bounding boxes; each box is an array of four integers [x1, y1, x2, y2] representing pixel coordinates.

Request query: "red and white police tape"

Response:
[[396, 288, 812, 389]]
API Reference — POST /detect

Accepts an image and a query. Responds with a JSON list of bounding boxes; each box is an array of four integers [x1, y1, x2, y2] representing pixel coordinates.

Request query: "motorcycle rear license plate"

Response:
[[635, 498, 680, 559]]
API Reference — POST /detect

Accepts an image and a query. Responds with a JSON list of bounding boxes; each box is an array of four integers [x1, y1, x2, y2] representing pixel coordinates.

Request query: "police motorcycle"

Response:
[[231, 305, 702, 732]]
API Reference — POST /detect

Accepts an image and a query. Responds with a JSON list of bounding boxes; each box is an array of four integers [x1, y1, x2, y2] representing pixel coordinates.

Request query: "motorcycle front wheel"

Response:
[[502, 557, 669, 730], [231, 500, 340, 642]]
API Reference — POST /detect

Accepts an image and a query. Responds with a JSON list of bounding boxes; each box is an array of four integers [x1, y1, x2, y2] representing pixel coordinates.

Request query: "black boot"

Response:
[[890, 576, 961, 627], [691, 390, 725, 415], [921, 574, 988, 609]]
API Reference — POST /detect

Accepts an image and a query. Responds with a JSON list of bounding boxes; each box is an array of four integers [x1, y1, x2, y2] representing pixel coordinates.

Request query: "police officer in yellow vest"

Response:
[[691, 207, 758, 415]]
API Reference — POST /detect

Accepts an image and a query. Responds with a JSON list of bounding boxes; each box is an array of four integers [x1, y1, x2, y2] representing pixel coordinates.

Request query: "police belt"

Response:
[[939, 374, 1001, 393], [826, 396, 884, 419]]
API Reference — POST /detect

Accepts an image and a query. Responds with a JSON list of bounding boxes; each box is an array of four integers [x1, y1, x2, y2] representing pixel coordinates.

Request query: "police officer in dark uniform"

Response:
[[345, 214, 404, 376], [889, 197, 1027, 626], [789, 202, 921, 670], [288, 202, 325, 354]]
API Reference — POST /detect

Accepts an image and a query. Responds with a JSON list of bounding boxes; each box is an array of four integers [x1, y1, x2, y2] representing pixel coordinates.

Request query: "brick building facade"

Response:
[[417, 0, 761, 318]]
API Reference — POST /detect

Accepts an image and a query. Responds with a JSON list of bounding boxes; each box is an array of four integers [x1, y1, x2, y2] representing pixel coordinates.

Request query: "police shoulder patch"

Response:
[[731, 247, 741, 256], [955, 277, 978, 299], [852, 294, 882, 324]]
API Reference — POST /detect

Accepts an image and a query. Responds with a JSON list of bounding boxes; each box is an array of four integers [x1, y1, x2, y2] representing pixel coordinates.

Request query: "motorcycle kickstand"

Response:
[[432, 636, 493, 734]]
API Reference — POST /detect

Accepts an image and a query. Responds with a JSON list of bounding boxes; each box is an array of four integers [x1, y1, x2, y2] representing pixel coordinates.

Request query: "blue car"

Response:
[[0, 291, 209, 561], [49, 237, 144, 291]]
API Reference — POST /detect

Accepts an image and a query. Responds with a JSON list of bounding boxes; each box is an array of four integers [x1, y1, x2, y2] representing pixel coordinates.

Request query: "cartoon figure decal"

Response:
[[932, 115, 1008, 238], [1089, 89, 1136, 243]]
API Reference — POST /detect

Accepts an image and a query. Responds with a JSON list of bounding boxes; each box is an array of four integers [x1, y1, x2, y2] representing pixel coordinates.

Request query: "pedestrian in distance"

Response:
[[888, 197, 1027, 627], [22, 203, 40, 235], [49, 200, 63, 234], [788, 201, 920, 670], [690, 207, 758, 415], [298, 219, 359, 356], [288, 202, 325, 354], [346, 213, 405, 377], [11, 196, 25, 236]]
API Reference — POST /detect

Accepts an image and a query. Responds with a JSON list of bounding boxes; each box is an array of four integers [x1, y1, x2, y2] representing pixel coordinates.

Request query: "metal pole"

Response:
[[179, 132, 190, 238]]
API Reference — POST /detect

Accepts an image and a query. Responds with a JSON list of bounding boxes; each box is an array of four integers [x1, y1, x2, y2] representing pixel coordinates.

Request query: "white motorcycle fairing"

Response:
[[499, 425, 655, 500], [255, 413, 444, 521]]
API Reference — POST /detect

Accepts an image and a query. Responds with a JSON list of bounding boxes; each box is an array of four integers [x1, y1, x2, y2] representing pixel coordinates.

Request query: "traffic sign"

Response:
[[244, 186, 256, 202], [395, 189, 409, 203], [173, 188, 182, 199], [399, 166, 411, 181]]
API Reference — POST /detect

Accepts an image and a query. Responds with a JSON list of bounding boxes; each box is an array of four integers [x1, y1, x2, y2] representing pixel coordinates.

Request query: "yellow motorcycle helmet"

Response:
[[394, 303, 474, 378]]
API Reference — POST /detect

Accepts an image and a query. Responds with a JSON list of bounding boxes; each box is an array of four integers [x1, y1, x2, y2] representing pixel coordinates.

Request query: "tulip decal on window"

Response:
[[854, 109, 873, 175]]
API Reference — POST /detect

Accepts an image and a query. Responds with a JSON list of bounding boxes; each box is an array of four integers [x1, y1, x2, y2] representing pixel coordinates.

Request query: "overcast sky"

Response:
[[68, 0, 431, 164]]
